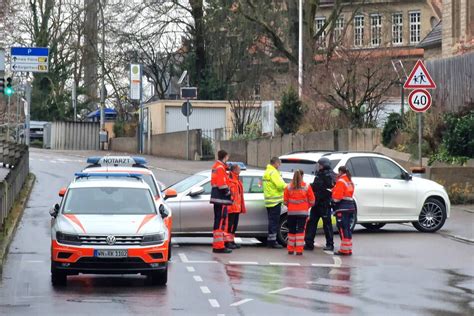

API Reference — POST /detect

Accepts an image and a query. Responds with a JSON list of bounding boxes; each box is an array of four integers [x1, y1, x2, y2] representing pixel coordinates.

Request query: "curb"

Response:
[[0, 173, 36, 274]]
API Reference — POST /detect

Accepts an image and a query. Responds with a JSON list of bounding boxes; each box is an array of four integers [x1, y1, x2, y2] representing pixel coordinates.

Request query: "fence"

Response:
[[0, 142, 29, 232], [201, 128, 235, 160], [426, 52, 474, 111], [45, 121, 100, 150]]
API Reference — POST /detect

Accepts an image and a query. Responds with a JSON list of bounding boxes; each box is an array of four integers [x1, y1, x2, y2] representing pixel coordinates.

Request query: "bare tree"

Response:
[[311, 47, 398, 128]]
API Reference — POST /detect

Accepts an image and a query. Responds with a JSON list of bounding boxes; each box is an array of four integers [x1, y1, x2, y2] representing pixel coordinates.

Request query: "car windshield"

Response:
[[63, 187, 156, 215], [142, 174, 159, 197], [280, 159, 340, 175], [169, 174, 207, 193]]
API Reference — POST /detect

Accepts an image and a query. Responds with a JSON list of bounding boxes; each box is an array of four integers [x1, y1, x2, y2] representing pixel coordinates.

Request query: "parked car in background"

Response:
[[280, 151, 451, 232]]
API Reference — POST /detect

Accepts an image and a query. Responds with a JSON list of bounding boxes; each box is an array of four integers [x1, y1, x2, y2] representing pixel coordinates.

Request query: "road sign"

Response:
[[130, 64, 142, 101], [408, 89, 432, 112], [181, 101, 193, 117], [404, 60, 436, 89], [10, 47, 49, 73]]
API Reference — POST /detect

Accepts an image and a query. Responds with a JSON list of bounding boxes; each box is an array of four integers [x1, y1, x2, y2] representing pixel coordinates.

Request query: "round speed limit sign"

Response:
[[408, 89, 432, 112]]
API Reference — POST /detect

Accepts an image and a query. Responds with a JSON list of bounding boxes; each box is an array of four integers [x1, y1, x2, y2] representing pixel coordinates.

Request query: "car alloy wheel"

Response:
[[277, 216, 288, 246], [413, 198, 446, 233]]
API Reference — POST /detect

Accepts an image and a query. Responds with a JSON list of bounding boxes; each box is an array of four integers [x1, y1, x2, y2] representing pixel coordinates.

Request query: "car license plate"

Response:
[[94, 249, 128, 258]]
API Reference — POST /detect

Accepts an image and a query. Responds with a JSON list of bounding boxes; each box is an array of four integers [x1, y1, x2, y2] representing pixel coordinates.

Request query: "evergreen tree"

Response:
[[276, 87, 304, 134]]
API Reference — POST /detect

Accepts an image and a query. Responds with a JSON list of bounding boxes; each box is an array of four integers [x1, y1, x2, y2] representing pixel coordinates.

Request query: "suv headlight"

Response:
[[141, 232, 166, 246], [56, 231, 81, 245]]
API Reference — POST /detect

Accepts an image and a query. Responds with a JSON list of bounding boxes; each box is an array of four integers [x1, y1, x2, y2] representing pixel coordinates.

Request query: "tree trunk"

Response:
[[83, 0, 98, 109], [189, 0, 206, 86]]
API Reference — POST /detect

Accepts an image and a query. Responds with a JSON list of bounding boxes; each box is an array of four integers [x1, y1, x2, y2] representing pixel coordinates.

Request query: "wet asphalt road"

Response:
[[0, 149, 473, 315]]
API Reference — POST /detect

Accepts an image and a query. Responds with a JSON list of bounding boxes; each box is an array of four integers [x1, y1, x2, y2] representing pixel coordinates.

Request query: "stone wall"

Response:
[[218, 129, 381, 167]]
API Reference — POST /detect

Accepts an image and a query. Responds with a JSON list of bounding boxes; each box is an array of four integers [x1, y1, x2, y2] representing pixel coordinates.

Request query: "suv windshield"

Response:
[[142, 174, 159, 197], [280, 159, 340, 175], [63, 187, 156, 215], [170, 174, 207, 193]]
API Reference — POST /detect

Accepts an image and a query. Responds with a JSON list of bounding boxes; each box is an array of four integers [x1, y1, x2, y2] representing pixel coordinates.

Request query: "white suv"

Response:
[[280, 151, 450, 232]]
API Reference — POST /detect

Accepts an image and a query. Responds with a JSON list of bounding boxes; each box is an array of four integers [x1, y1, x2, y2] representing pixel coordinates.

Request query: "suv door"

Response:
[[370, 157, 418, 219], [346, 157, 383, 221]]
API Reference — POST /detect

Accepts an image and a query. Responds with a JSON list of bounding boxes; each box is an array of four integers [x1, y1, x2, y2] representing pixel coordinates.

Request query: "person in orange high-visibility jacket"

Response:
[[332, 166, 357, 256], [224, 163, 246, 250], [210, 150, 233, 254], [284, 170, 315, 255]]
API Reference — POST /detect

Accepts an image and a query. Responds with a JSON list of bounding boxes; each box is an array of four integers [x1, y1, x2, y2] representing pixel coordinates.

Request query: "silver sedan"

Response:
[[165, 169, 317, 245]]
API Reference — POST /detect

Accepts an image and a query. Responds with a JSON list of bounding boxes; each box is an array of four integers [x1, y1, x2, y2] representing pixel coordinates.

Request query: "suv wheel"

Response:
[[413, 198, 446, 233], [277, 215, 288, 246], [51, 267, 67, 287], [148, 268, 168, 286], [361, 223, 386, 230]]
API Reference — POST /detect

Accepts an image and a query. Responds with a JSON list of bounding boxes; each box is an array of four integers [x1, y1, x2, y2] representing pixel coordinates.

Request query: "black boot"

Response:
[[323, 245, 334, 251], [225, 242, 237, 250], [304, 244, 314, 251], [213, 248, 232, 254], [267, 242, 283, 249], [232, 242, 241, 249]]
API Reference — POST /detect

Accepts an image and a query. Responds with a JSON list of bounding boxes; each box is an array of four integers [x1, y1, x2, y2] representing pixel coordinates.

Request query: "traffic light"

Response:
[[0, 78, 4, 94], [4, 77, 13, 96]]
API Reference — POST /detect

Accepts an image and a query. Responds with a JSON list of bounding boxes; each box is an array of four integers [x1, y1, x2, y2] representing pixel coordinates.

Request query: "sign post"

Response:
[[130, 64, 142, 153], [180, 87, 197, 160], [404, 60, 436, 168]]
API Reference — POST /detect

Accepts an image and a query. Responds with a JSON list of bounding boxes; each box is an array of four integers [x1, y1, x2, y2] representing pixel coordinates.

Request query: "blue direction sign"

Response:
[[10, 47, 49, 73]]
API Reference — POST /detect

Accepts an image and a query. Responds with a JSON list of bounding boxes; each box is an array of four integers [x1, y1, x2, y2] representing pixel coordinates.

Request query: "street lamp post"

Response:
[[298, 0, 303, 99], [99, 0, 106, 149]]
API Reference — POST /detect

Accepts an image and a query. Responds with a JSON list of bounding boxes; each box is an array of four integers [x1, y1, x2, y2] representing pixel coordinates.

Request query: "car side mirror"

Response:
[[164, 188, 177, 200], [189, 186, 204, 197], [58, 188, 67, 197], [159, 204, 169, 218], [50, 203, 60, 217], [402, 172, 412, 181]]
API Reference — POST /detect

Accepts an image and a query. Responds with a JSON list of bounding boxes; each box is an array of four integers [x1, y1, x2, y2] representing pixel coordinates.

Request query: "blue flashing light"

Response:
[[226, 161, 247, 170], [74, 172, 143, 179], [131, 157, 147, 165], [86, 157, 101, 165]]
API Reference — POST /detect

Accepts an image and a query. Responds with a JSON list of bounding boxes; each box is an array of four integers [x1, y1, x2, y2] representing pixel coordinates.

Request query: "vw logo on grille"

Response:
[[106, 235, 116, 245]]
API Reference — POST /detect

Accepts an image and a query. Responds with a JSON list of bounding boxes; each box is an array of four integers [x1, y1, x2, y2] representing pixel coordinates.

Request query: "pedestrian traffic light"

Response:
[[0, 78, 4, 94], [4, 77, 13, 96]]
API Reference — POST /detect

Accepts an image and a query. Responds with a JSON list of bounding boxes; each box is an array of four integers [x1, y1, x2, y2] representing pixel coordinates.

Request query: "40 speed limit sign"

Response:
[[408, 89, 432, 112]]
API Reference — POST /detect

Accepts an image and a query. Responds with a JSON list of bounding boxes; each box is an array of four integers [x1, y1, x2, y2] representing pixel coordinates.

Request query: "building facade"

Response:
[[442, 0, 474, 57]]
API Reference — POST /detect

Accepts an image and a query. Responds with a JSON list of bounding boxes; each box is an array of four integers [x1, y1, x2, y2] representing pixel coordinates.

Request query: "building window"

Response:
[[315, 17, 326, 46], [371, 14, 382, 46], [392, 13, 403, 45], [409, 11, 421, 44], [354, 15, 364, 47], [334, 15, 345, 43]]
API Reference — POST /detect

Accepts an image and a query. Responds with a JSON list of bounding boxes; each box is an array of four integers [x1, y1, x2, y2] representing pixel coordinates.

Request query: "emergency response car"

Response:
[[82, 156, 175, 258], [50, 173, 170, 286]]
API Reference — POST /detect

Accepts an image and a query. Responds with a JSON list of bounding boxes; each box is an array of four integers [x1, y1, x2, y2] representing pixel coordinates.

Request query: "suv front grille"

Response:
[[78, 235, 144, 246]]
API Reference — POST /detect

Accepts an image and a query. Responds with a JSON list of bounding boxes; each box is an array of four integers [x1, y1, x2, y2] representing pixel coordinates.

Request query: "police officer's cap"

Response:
[[317, 157, 331, 169]]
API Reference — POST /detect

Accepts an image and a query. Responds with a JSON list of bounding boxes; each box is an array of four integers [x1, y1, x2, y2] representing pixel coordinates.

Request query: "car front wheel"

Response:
[[277, 215, 288, 246], [51, 266, 67, 287], [148, 268, 168, 286], [412, 198, 447, 233]]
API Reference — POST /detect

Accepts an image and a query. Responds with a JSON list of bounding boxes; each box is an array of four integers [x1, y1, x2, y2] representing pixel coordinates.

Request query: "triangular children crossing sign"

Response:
[[404, 59, 436, 89]]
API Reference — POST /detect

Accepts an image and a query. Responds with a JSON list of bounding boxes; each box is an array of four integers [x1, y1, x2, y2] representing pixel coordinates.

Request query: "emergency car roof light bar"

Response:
[[86, 156, 148, 166], [74, 172, 143, 180], [226, 162, 247, 170]]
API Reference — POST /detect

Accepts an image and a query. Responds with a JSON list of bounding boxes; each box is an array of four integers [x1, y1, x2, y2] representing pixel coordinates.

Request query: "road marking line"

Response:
[[333, 256, 342, 267], [25, 260, 44, 263], [228, 261, 259, 265], [268, 287, 294, 294], [187, 260, 219, 263], [230, 298, 254, 307], [179, 253, 189, 263], [200, 286, 211, 294], [269, 262, 300, 266], [193, 275, 203, 282], [208, 299, 220, 308], [186, 266, 195, 272]]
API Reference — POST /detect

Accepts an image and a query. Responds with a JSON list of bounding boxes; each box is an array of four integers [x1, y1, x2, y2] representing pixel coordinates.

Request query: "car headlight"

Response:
[[141, 232, 166, 246], [56, 231, 81, 245]]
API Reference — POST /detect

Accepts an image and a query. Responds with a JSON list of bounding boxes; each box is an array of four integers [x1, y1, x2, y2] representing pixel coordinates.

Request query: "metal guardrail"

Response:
[[0, 142, 29, 232]]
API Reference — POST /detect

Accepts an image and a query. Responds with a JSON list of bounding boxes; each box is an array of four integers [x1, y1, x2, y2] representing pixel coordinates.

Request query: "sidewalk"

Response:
[[443, 205, 474, 243], [35, 148, 213, 175]]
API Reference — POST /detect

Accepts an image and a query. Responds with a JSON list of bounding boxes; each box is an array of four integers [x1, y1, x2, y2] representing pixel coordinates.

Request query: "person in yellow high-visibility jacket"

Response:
[[263, 157, 287, 248]]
